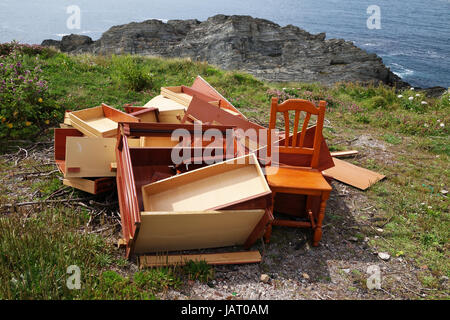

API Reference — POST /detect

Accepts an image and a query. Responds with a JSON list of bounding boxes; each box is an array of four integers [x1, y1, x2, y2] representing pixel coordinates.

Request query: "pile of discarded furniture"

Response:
[[55, 76, 385, 267]]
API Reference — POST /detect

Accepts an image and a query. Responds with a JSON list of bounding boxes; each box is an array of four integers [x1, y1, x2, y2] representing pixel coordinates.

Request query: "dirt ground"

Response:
[[0, 137, 443, 300]]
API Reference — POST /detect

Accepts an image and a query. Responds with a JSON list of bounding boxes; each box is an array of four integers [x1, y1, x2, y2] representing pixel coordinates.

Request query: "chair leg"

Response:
[[312, 191, 330, 247], [264, 191, 276, 243]]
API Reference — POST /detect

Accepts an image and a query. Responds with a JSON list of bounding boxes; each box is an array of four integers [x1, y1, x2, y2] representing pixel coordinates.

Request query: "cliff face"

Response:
[[42, 14, 407, 87]]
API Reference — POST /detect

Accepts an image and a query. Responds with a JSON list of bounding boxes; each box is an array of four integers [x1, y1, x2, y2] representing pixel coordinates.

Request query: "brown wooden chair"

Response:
[[264, 97, 332, 246]]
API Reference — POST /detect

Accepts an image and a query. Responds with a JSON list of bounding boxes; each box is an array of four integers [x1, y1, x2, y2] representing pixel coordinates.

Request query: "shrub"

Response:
[[0, 43, 61, 139], [111, 55, 153, 91], [369, 95, 388, 109]]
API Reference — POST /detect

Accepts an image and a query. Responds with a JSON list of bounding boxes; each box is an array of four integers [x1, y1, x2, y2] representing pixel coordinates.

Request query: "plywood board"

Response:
[[139, 251, 261, 268], [323, 157, 385, 190], [141, 153, 270, 212], [65, 136, 116, 178], [134, 209, 265, 253], [143, 95, 186, 111]]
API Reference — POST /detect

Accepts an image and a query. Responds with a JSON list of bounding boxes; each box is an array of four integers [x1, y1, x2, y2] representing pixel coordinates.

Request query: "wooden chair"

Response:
[[264, 97, 332, 246]]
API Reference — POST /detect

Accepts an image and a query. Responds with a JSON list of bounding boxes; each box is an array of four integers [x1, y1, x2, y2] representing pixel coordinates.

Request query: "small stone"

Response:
[[342, 268, 351, 274], [302, 273, 310, 280], [260, 274, 270, 283], [349, 237, 358, 242], [378, 252, 390, 261], [441, 190, 448, 195], [376, 228, 384, 233]]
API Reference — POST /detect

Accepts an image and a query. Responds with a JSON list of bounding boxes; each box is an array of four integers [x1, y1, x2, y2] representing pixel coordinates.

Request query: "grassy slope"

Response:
[[0, 52, 448, 299]]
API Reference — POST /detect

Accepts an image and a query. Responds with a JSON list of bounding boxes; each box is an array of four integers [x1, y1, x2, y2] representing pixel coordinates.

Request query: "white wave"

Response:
[[390, 63, 414, 77]]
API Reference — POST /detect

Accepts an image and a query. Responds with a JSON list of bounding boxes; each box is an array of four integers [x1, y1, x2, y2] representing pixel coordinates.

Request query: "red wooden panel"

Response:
[[54, 128, 84, 174]]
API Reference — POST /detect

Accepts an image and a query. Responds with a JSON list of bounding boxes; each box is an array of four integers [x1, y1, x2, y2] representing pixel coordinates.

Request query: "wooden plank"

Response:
[[65, 137, 117, 177], [323, 157, 385, 190], [134, 210, 265, 253], [139, 251, 262, 268], [330, 150, 359, 158]]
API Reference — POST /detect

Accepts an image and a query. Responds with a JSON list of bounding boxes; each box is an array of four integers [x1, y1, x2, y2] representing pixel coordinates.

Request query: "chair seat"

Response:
[[266, 166, 332, 192]]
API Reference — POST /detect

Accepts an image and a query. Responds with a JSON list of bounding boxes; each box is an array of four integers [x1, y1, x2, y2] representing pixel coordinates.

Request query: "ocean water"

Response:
[[0, 0, 449, 88]]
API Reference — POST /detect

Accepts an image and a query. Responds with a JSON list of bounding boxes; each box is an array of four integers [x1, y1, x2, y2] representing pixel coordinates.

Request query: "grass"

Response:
[[0, 49, 449, 299]]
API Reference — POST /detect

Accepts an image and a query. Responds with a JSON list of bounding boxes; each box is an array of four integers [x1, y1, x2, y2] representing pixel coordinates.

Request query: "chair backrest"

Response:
[[268, 97, 327, 169]]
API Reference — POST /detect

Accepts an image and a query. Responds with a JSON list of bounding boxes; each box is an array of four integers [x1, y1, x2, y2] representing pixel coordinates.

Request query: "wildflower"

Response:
[[440, 123, 445, 127], [421, 101, 428, 105], [410, 87, 415, 91], [44, 120, 50, 125], [424, 123, 429, 127], [38, 98, 43, 103], [7, 123, 13, 128], [408, 97, 414, 101], [415, 93, 420, 97], [13, 111, 18, 117], [397, 95, 403, 98], [25, 121, 31, 126]]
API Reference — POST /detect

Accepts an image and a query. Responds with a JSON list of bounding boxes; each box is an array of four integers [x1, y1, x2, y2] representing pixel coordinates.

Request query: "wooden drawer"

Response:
[[68, 103, 140, 137], [63, 177, 115, 195], [141, 154, 271, 212]]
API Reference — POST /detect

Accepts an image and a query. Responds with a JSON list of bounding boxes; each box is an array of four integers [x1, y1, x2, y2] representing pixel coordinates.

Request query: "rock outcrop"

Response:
[[42, 14, 408, 87]]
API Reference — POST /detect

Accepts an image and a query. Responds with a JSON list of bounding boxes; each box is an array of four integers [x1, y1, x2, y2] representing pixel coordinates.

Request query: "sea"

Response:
[[0, 0, 449, 88]]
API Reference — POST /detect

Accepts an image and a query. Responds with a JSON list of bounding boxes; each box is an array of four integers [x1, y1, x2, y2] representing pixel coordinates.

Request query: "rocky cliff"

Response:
[[42, 14, 408, 87]]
